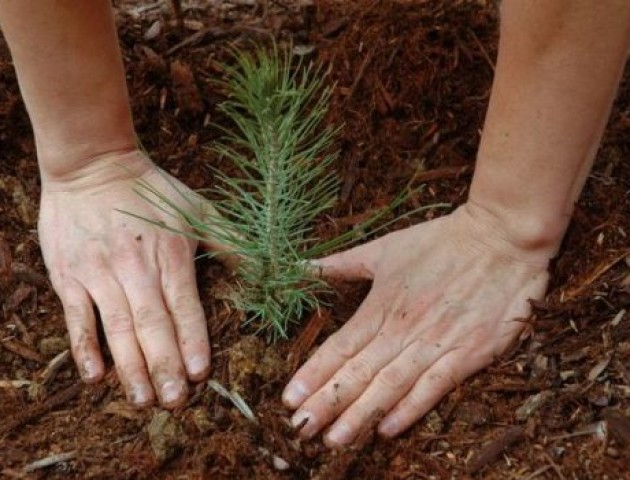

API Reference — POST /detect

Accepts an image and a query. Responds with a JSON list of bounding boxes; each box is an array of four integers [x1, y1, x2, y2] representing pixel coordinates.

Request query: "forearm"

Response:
[[470, 0, 630, 255], [0, 0, 137, 181]]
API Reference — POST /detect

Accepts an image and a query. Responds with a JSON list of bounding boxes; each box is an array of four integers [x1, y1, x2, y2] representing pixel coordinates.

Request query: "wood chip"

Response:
[[468, 426, 525, 474], [170, 60, 204, 114], [611, 309, 626, 327], [516, 391, 554, 421], [11, 262, 49, 288], [0, 338, 46, 363], [0, 383, 82, 436], [103, 401, 146, 421], [587, 356, 612, 382], [0, 235, 12, 286], [288, 308, 330, 373], [23, 451, 76, 473], [3, 284, 35, 312], [39, 349, 71, 385], [603, 410, 630, 446]]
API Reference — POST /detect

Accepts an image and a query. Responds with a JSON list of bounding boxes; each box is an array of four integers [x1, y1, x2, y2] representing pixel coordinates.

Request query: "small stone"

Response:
[[39, 336, 70, 357], [606, 447, 619, 458], [272, 455, 290, 471], [147, 410, 188, 462], [144, 20, 162, 40]]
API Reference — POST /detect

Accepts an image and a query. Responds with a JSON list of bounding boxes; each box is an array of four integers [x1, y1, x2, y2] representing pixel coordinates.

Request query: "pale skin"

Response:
[[1, 0, 629, 444]]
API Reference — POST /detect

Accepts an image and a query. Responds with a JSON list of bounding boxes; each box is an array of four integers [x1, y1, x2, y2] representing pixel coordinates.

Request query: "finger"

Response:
[[119, 266, 189, 409], [378, 350, 485, 438], [291, 328, 415, 440], [55, 277, 104, 383], [159, 237, 210, 382], [324, 339, 443, 446], [282, 291, 384, 410], [88, 275, 155, 406], [312, 236, 384, 280]]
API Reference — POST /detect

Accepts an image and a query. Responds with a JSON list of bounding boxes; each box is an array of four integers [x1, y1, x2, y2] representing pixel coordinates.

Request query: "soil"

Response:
[[1, 1, 630, 478]]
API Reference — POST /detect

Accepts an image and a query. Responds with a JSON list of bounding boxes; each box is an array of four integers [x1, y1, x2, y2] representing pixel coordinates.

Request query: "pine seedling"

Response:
[[193, 44, 340, 341], [129, 44, 447, 341]]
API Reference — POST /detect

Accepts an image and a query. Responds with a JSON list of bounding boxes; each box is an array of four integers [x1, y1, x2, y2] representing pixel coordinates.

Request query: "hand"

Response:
[[282, 202, 551, 445], [38, 149, 214, 408]]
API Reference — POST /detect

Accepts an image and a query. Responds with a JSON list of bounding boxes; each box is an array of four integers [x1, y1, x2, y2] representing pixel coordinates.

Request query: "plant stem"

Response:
[[262, 118, 281, 290]]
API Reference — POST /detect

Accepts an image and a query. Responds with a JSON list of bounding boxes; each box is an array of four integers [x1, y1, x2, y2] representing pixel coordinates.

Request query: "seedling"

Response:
[[130, 44, 445, 341]]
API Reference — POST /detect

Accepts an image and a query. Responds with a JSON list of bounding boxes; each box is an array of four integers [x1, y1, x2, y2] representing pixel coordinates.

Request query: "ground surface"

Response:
[[1, 1, 630, 478]]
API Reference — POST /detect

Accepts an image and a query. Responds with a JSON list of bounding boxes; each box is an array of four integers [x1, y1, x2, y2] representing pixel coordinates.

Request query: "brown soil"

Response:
[[2, 1, 630, 478]]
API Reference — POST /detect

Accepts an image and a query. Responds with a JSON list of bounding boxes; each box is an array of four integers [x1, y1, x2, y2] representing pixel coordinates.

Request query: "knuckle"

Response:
[[134, 306, 170, 333], [161, 236, 192, 264], [170, 293, 202, 318], [63, 304, 88, 326], [377, 365, 410, 391], [405, 387, 427, 411], [344, 356, 375, 385], [329, 333, 358, 361], [104, 310, 134, 336], [112, 244, 144, 268]]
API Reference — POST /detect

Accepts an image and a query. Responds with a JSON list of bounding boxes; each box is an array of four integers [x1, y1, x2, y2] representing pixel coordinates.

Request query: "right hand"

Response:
[[38, 149, 224, 408]]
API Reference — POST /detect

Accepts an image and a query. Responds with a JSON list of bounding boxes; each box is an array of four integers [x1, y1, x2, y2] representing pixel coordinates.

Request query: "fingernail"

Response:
[[291, 410, 315, 437], [161, 380, 184, 405], [187, 355, 208, 378], [326, 421, 353, 446], [130, 384, 153, 406], [282, 381, 309, 408], [378, 416, 399, 437], [82, 360, 99, 381]]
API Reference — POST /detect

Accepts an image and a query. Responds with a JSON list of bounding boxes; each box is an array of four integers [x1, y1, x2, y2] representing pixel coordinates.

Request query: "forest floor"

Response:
[[1, 1, 630, 478]]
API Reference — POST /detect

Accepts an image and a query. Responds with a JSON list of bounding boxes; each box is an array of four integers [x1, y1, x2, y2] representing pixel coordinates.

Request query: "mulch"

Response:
[[1, 1, 629, 478]]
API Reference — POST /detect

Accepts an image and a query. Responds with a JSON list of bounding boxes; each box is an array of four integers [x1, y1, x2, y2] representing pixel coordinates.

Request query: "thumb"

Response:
[[312, 238, 384, 281]]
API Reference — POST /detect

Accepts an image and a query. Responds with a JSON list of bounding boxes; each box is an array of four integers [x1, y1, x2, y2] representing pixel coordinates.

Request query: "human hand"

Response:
[[38, 149, 217, 408], [282, 202, 551, 445]]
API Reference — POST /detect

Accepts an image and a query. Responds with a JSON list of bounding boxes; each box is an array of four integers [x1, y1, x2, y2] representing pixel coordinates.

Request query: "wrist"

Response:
[[458, 198, 567, 263], [36, 104, 138, 183], [39, 147, 154, 192]]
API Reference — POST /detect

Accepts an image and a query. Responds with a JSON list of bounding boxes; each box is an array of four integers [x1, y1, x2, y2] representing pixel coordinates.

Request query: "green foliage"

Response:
[[128, 44, 448, 341], [201, 44, 340, 340]]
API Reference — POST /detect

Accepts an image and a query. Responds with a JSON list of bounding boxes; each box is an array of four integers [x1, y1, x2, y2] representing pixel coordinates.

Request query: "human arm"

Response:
[[282, 0, 630, 444], [0, 0, 209, 407]]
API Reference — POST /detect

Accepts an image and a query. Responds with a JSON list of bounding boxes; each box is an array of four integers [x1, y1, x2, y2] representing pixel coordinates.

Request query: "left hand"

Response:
[[282, 203, 551, 445]]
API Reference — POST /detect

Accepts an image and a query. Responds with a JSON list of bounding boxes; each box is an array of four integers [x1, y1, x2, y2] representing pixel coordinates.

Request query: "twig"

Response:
[[39, 349, 71, 385], [563, 248, 630, 300], [468, 28, 495, 72], [541, 451, 566, 480], [208, 380, 257, 423], [345, 48, 374, 103], [23, 451, 76, 473], [0, 380, 32, 388], [412, 165, 472, 184], [0, 338, 46, 364], [0, 383, 82, 437], [166, 24, 273, 56], [523, 465, 553, 480], [288, 308, 330, 373]]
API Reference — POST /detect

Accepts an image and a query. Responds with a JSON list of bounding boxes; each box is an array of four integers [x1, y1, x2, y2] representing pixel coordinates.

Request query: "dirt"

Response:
[[1, 0, 630, 478]]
